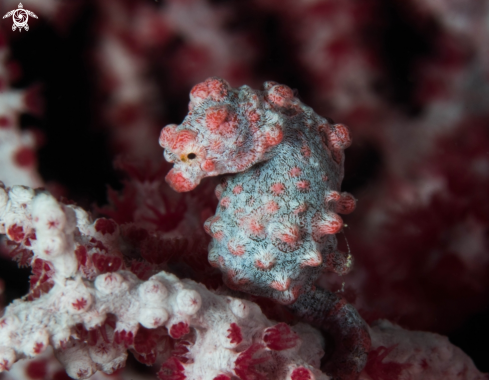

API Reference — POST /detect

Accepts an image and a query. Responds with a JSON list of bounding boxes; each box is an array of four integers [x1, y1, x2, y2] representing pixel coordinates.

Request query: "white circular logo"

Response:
[[2, 3, 38, 32]]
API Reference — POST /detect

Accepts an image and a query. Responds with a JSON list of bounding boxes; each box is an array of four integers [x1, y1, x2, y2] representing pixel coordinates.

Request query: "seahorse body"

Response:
[[159, 77, 355, 305]]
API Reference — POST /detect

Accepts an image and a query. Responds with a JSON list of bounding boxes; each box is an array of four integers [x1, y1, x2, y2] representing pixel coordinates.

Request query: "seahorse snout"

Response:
[[165, 168, 202, 192]]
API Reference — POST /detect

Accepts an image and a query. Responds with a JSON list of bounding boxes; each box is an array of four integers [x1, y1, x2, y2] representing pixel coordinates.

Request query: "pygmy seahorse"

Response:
[[159, 77, 370, 380]]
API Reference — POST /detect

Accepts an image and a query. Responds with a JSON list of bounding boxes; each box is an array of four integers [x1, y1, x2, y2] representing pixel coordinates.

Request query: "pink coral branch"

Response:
[[0, 183, 328, 380]]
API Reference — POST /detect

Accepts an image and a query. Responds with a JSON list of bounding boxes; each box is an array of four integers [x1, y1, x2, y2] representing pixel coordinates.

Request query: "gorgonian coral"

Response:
[[0, 184, 328, 380], [0, 73, 487, 379]]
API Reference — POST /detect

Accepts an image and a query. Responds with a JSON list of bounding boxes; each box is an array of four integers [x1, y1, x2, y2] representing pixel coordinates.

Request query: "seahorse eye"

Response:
[[188, 153, 197, 160]]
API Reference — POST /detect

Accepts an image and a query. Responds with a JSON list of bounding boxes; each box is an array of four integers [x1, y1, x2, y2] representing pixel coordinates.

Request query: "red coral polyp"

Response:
[[7, 224, 25, 242], [158, 357, 186, 380], [234, 344, 269, 380], [263, 323, 299, 351], [94, 218, 117, 235], [291, 367, 312, 380], [169, 322, 190, 339], [227, 323, 243, 344]]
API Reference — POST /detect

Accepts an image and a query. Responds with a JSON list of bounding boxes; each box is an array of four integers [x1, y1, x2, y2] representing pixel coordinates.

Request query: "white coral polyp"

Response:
[[176, 289, 202, 315], [138, 307, 169, 329], [229, 298, 252, 319], [37, 235, 66, 257], [27, 330, 49, 356], [0, 347, 16, 371], [95, 272, 126, 295], [62, 280, 93, 314], [55, 342, 97, 380], [9, 185, 35, 204], [138, 278, 169, 303]]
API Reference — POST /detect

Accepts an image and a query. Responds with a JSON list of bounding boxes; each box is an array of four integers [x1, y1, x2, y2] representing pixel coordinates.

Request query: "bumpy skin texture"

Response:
[[159, 77, 355, 305]]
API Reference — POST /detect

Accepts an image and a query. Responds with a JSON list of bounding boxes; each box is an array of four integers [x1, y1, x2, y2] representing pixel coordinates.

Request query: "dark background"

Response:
[[0, 0, 488, 372]]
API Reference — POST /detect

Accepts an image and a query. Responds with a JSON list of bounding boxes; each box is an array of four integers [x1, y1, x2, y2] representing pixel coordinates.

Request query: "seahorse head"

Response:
[[159, 77, 294, 192]]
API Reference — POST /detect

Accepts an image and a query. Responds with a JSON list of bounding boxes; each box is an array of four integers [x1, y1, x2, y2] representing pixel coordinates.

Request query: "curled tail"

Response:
[[289, 288, 371, 380]]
